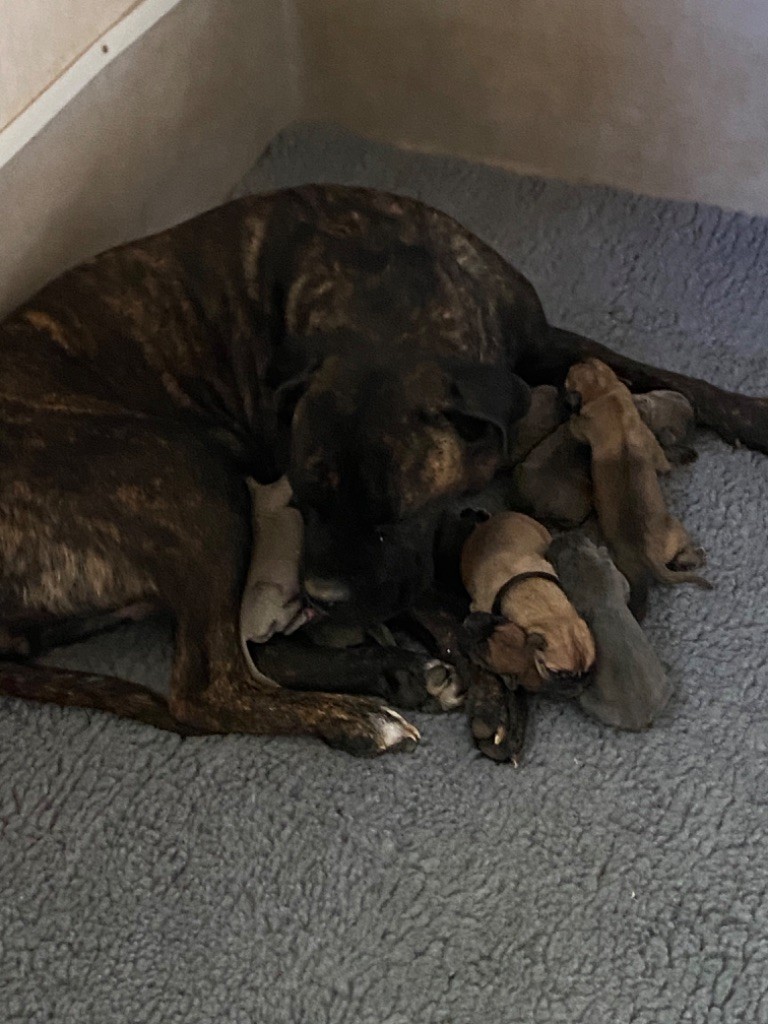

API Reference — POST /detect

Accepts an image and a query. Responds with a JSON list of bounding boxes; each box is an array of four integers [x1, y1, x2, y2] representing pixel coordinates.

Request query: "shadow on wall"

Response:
[[297, 0, 768, 214], [0, 0, 300, 316]]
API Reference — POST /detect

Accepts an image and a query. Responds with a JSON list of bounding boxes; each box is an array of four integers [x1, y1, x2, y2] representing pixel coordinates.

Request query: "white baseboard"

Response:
[[0, 0, 186, 171]]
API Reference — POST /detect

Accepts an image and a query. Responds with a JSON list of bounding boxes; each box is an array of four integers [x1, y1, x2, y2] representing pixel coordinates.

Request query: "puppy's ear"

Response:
[[525, 631, 547, 651], [563, 389, 583, 414], [461, 611, 506, 644], [439, 360, 531, 454], [459, 507, 491, 523]]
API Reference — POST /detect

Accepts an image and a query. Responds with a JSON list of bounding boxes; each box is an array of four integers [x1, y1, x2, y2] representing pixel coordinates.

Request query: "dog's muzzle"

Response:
[[303, 576, 352, 613]]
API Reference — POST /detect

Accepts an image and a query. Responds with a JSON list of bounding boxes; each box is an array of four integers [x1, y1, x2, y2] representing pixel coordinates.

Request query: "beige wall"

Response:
[[0, 0, 300, 314], [4, 0, 768, 316], [0, 0, 140, 128], [297, 0, 768, 215]]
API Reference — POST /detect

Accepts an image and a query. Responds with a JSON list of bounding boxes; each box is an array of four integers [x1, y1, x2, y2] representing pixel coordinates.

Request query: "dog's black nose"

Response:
[[303, 577, 352, 609]]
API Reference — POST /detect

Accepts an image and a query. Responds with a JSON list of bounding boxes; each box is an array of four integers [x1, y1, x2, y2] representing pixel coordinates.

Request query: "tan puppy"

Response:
[[566, 359, 711, 617], [460, 511, 596, 693]]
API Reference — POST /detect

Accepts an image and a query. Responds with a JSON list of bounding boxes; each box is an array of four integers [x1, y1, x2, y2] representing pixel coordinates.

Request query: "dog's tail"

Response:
[[522, 326, 768, 454], [0, 661, 205, 734]]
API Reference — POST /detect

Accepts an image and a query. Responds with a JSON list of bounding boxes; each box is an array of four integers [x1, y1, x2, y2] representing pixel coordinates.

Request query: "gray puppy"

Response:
[[547, 532, 672, 730], [633, 389, 697, 464]]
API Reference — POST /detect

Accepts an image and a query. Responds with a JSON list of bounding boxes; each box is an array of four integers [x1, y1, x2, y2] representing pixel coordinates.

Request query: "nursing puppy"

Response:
[[548, 533, 671, 731], [566, 359, 711, 618], [513, 423, 593, 526], [460, 511, 595, 693], [508, 384, 565, 461], [508, 387, 695, 527], [239, 476, 314, 654]]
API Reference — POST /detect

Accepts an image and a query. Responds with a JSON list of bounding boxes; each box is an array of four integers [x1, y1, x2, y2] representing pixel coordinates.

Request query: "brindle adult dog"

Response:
[[1, 185, 766, 755]]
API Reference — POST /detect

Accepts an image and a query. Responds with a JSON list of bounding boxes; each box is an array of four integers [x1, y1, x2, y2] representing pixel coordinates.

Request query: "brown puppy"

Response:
[[460, 512, 596, 693], [509, 388, 695, 526], [513, 423, 593, 526], [566, 358, 711, 617], [508, 384, 565, 461]]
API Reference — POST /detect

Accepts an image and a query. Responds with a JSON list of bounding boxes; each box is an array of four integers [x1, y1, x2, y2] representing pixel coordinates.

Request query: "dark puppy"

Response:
[[1, 185, 765, 754], [508, 384, 565, 461], [548, 533, 671, 730], [513, 424, 593, 526]]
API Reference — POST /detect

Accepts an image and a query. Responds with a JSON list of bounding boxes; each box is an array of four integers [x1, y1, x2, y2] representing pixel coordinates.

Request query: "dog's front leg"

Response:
[[248, 633, 464, 712], [0, 414, 421, 757]]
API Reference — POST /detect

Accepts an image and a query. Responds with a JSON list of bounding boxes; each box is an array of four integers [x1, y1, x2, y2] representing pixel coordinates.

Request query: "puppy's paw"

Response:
[[467, 670, 528, 765], [670, 544, 706, 571], [423, 659, 467, 711], [379, 651, 465, 711]]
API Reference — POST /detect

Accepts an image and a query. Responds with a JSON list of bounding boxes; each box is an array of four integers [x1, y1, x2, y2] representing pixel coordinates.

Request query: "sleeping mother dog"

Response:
[[1, 185, 766, 755]]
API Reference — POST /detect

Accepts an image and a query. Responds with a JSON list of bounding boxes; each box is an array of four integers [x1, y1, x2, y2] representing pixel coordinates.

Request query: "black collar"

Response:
[[491, 571, 565, 616]]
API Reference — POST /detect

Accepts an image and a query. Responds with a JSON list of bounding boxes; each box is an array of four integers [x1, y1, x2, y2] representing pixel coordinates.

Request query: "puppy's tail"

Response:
[[0, 661, 205, 734], [650, 565, 714, 590], [522, 325, 768, 454]]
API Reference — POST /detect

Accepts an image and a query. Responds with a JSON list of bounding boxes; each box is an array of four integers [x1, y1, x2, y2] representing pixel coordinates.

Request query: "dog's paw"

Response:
[[322, 702, 421, 757], [371, 708, 421, 752], [467, 669, 528, 765]]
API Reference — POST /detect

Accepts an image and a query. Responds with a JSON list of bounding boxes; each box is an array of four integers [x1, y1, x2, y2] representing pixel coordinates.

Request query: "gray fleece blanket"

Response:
[[2, 123, 768, 1024]]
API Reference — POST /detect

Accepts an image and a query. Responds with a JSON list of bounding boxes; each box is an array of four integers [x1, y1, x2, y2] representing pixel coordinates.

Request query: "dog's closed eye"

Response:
[[444, 409, 495, 445]]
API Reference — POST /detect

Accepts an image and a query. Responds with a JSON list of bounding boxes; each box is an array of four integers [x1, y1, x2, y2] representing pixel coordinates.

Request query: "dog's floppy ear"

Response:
[[274, 365, 319, 422], [461, 611, 506, 644], [267, 341, 325, 425], [440, 360, 531, 454]]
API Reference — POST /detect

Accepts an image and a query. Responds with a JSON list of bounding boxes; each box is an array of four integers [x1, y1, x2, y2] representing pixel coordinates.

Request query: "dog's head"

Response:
[[280, 350, 530, 625]]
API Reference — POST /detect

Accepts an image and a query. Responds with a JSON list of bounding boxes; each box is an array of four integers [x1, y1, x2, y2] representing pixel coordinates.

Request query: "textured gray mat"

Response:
[[2, 123, 768, 1023]]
